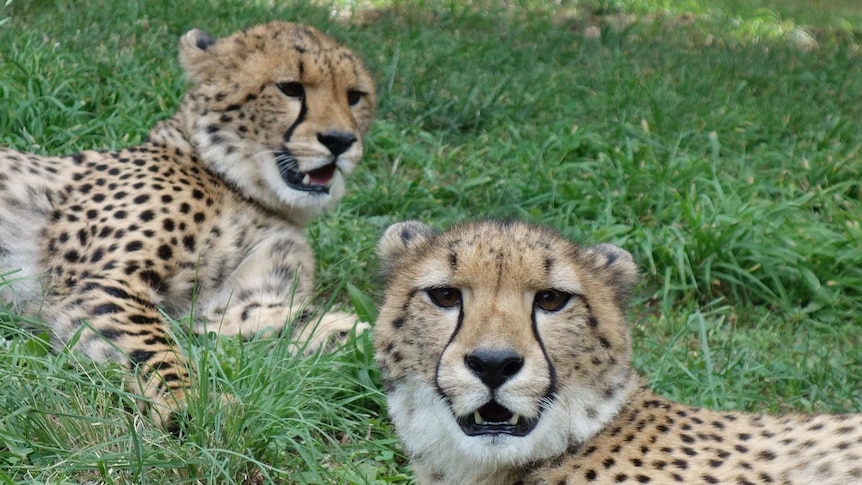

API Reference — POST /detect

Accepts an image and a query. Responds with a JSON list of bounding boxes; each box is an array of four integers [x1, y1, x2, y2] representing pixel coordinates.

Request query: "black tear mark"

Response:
[[282, 97, 308, 142]]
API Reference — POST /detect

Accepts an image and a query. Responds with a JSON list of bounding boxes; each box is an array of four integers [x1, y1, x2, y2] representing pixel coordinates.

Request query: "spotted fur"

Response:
[[0, 21, 376, 431], [374, 220, 862, 485]]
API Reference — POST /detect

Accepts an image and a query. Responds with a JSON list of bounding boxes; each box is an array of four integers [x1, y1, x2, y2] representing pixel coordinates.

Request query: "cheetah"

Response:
[[373, 220, 862, 485], [0, 21, 376, 431]]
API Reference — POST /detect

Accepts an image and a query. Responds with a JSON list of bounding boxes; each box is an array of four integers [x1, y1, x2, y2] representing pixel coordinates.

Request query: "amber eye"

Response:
[[426, 287, 462, 308], [276, 82, 305, 98], [534, 289, 572, 312], [347, 90, 364, 106]]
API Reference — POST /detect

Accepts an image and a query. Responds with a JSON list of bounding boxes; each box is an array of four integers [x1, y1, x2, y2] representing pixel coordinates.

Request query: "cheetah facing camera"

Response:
[[374, 220, 862, 485], [0, 21, 376, 431]]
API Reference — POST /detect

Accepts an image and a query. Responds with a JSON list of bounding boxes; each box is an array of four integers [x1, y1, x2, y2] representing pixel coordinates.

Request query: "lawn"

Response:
[[1, 0, 860, 483]]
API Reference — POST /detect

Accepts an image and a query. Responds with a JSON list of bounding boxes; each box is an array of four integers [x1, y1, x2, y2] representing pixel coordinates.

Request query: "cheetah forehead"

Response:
[[380, 220, 639, 298], [179, 21, 375, 94]]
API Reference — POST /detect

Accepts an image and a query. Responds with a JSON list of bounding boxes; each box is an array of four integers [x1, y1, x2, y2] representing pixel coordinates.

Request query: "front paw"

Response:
[[200, 302, 293, 338], [292, 311, 369, 355]]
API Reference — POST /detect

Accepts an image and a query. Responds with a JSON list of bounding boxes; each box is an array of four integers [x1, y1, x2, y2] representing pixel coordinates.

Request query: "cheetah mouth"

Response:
[[457, 400, 538, 437], [275, 151, 336, 194]]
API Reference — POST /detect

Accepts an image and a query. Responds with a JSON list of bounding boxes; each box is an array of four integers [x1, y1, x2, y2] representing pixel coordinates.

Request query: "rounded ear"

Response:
[[377, 221, 435, 272], [584, 243, 639, 303], [178, 28, 217, 84]]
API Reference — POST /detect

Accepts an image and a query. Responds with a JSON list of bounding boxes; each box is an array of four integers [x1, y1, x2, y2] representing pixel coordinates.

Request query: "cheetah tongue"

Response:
[[303, 163, 336, 186]]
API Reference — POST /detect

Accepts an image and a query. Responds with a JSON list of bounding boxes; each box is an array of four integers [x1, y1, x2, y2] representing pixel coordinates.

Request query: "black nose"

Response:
[[317, 131, 357, 157], [465, 349, 524, 389]]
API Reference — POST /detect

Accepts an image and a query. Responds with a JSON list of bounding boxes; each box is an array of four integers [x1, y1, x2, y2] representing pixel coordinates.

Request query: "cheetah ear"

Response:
[[178, 28, 218, 84], [583, 243, 639, 303], [377, 221, 436, 273]]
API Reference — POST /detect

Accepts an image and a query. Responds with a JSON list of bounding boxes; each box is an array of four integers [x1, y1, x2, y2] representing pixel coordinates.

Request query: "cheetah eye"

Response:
[[276, 82, 305, 99], [426, 287, 462, 309], [347, 90, 364, 106], [534, 289, 572, 312]]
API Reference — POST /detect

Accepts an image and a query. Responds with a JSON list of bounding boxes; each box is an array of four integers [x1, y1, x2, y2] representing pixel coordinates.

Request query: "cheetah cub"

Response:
[[374, 220, 862, 485], [0, 21, 376, 431]]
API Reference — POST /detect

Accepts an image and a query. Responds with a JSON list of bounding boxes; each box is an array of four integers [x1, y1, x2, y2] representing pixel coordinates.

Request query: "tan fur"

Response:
[[374, 220, 862, 484], [0, 21, 375, 431]]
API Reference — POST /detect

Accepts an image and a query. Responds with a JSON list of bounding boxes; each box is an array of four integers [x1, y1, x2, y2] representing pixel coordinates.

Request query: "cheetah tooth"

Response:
[[474, 411, 485, 425], [508, 415, 519, 425]]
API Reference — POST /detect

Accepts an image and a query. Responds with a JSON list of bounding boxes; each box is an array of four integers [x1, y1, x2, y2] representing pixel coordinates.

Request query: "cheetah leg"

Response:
[[44, 277, 190, 432], [196, 236, 368, 352]]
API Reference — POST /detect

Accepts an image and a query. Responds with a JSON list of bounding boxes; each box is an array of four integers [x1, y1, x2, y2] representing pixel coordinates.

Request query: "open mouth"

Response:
[[275, 151, 336, 194], [456, 400, 539, 437]]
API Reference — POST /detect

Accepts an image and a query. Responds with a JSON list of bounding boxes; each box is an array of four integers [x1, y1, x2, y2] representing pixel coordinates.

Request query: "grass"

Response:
[[1, 0, 861, 482]]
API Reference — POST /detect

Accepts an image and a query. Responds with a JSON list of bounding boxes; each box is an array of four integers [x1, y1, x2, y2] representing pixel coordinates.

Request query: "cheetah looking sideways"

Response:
[[374, 220, 862, 485], [0, 21, 375, 430]]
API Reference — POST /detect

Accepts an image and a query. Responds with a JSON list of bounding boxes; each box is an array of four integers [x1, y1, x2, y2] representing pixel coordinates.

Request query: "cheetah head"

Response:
[[374, 220, 640, 479], [177, 21, 376, 224]]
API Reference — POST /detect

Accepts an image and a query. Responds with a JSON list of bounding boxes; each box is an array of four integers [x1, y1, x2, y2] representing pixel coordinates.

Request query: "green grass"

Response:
[[1, 0, 861, 482]]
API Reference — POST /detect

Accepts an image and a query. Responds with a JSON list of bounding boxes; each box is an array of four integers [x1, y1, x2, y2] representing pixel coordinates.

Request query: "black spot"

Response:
[[195, 32, 215, 50], [182, 235, 196, 252], [157, 244, 173, 261], [99, 328, 122, 340], [129, 349, 154, 364], [757, 450, 776, 460], [129, 314, 160, 325], [93, 303, 122, 315], [139, 270, 164, 290]]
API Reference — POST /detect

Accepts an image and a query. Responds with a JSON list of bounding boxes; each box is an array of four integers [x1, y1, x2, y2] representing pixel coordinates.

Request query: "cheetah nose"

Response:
[[317, 131, 357, 157], [465, 348, 524, 389]]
